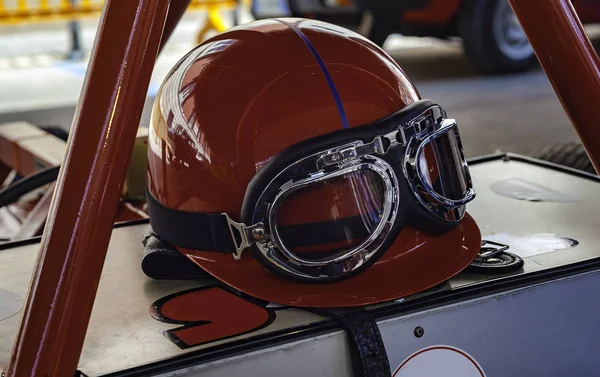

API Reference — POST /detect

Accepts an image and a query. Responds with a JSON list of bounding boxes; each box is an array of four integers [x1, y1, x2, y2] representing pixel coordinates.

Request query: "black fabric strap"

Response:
[[277, 215, 370, 247], [142, 233, 209, 280], [312, 307, 391, 377], [147, 188, 373, 253], [147, 189, 236, 253]]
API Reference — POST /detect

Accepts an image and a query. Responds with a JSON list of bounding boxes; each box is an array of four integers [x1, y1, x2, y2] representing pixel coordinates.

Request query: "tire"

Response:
[[530, 141, 597, 175], [458, 0, 537, 74]]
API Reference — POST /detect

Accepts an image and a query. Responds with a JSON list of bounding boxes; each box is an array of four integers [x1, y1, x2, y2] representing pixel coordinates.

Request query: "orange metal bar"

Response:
[[509, 0, 600, 172], [5, 0, 171, 376]]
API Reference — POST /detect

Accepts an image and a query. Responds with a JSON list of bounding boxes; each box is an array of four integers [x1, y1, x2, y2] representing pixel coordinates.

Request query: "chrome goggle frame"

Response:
[[224, 103, 475, 281], [403, 107, 476, 221]]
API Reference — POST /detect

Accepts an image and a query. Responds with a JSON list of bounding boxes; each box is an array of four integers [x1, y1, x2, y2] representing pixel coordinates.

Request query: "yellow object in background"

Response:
[[0, 0, 246, 41], [0, 0, 104, 23]]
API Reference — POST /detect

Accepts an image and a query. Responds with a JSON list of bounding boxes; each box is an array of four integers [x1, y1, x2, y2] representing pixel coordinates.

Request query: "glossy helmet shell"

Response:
[[147, 18, 480, 307]]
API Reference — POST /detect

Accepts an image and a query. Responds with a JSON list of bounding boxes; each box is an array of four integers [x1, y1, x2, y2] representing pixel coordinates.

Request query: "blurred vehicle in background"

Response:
[[252, 0, 600, 74]]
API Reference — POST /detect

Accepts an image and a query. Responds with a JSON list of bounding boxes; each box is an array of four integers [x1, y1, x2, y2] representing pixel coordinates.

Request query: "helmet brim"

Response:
[[177, 212, 481, 308]]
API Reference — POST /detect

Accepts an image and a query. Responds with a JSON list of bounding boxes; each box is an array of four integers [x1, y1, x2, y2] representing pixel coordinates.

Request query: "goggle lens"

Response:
[[274, 168, 386, 262], [416, 125, 470, 203]]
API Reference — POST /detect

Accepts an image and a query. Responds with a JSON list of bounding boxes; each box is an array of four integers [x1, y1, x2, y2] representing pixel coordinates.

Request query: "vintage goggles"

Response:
[[147, 100, 476, 282]]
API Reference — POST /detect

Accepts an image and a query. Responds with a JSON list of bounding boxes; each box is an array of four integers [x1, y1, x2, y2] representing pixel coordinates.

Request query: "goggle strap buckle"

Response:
[[317, 137, 387, 168], [356, 137, 386, 157], [222, 213, 266, 260], [382, 131, 403, 150], [478, 240, 510, 260]]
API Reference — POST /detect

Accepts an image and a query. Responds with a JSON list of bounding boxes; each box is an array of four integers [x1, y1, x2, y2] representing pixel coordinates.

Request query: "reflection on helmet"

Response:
[[146, 18, 481, 307]]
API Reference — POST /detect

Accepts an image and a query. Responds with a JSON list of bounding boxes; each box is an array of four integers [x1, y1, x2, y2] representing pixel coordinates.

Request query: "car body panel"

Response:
[[401, 0, 463, 25]]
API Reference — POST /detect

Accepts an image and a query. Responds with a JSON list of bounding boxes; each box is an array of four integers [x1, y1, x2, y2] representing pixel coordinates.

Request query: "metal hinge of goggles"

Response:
[[223, 215, 267, 260]]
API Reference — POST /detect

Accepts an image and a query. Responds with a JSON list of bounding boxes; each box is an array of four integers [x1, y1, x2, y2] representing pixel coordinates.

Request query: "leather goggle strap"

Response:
[[311, 307, 392, 377], [146, 188, 370, 253]]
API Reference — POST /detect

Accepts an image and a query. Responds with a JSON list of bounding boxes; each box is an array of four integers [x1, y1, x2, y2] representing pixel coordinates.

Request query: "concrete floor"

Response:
[[0, 16, 594, 159]]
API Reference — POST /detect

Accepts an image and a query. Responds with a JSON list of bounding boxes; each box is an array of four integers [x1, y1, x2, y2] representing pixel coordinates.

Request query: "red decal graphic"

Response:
[[150, 286, 275, 349]]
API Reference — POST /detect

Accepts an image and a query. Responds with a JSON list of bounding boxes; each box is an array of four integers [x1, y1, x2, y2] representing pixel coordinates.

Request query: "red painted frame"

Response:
[[4, 0, 600, 376], [509, 0, 600, 172], [5, 1, 191, 376]]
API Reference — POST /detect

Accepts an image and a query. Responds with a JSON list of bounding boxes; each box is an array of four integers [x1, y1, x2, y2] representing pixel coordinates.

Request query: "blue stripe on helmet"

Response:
[[275, 19, 350, 129]]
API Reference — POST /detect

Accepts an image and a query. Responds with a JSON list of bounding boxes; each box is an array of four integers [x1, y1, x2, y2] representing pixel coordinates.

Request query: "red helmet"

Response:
[[146, 18, 481, 307]]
